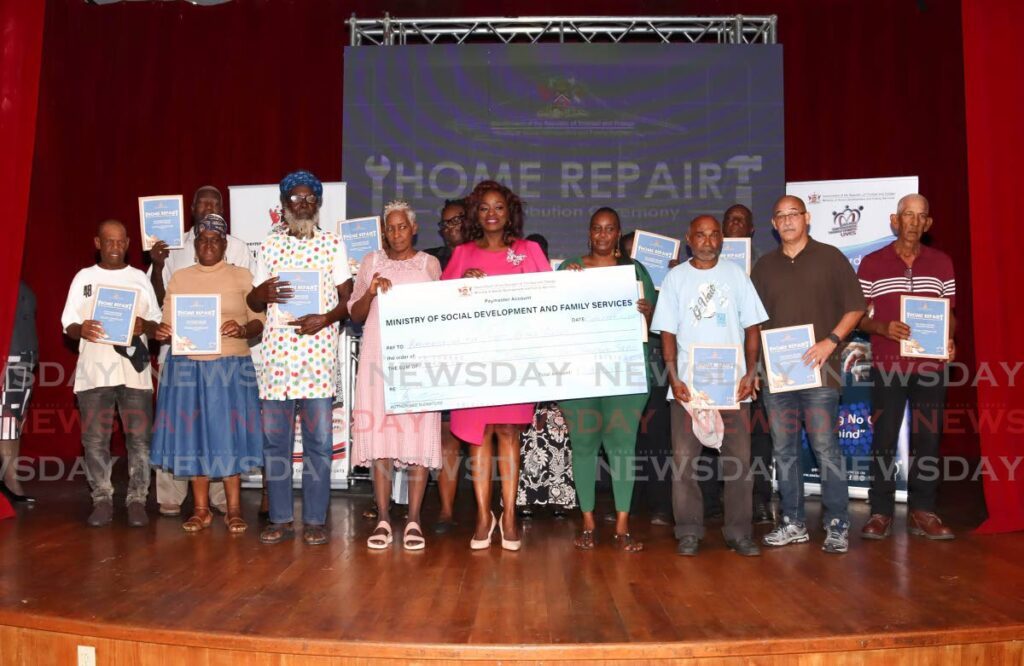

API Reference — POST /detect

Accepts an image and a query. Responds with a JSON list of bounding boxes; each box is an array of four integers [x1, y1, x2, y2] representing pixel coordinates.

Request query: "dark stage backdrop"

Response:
[[343, 44, 785, 258], [21, 0, 975, 462]]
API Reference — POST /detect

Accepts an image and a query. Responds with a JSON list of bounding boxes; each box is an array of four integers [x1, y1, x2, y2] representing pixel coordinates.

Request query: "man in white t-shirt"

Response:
[[650, 215, 768, 558], [147, 187, 251, 517], [61, 220, 162, 528]]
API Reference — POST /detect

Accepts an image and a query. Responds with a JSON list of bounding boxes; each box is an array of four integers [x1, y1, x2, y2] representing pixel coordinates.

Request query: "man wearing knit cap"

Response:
[[248, 170, 351, 546], [148, 186, 252, 517]]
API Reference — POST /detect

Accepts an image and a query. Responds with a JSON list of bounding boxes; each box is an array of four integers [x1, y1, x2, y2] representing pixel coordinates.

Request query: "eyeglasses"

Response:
[[772, 210, 806, 223], [440, 215, 465, 229], [288, 194, 319, 204]]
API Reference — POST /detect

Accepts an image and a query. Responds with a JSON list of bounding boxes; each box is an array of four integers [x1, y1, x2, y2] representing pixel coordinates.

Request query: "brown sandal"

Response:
[[259, 522, 295, 544], [612, 532, 644, 553], [574, 529, 596, 550], [303, 525, 330, 546], [225, 514, 248, 535], [182, 508, 213, 533]]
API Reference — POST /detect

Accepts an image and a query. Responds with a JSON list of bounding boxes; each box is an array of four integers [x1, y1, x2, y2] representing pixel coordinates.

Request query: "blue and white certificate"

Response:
[[760, 324, 822, 393], [271, 270, 322, 328], [171, 294, 221, 355], [338, 216, 382, 275], [378, 265, 647, 414], [90, 286, 138, 347], [630, 230, 680, 290], [720, 238, 752, 275], [901, 296, 950, 359], [138, 195, 185, 251], [688, 345, 741, 410]]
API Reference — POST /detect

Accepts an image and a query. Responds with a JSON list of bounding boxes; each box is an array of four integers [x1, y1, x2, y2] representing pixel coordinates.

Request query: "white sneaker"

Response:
[[762, 516, 810, 547], [822, 518, 850, 554]]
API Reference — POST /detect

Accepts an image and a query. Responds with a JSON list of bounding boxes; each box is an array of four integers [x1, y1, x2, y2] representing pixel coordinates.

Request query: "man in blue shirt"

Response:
[[651, 215, 768, 557]]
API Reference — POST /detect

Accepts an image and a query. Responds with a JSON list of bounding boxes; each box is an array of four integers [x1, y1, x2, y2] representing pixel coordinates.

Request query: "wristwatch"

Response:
[[827, 332, 841, 345]]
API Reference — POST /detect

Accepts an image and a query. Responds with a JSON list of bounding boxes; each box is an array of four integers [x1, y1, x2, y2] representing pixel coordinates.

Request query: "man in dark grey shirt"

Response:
[[751, 195, 866, 554]]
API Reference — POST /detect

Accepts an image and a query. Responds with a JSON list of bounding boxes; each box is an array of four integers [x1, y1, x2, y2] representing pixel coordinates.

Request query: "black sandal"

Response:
[[613, 532, 644, 553], [574, 529, 596, 550]]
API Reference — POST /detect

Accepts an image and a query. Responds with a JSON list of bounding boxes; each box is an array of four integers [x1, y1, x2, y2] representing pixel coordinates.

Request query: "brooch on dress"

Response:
[[506, 247, 526, 266]]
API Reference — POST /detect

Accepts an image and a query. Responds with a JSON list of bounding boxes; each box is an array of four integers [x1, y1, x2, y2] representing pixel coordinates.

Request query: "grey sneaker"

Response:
[[822, 518, 850, 554], [676, 535, 700, 556], [725, 536, 761, 557], [87, 500, 114, 527], [762, 516, 809, 547], [126, 502, 149, 528]]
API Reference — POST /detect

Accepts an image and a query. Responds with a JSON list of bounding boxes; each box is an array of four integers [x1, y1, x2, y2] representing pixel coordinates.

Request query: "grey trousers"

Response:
[[671, 402, 753, 541], [77, 385, 152, 505]]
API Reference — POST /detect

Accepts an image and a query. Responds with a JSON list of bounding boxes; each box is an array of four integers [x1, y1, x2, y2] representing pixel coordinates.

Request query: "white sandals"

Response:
[[403, 522, 426, 551], [367, 521, 393, 549]]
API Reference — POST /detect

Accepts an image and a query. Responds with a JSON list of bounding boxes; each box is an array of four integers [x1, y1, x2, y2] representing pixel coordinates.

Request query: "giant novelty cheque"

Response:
[[378, 265, 648, 414]]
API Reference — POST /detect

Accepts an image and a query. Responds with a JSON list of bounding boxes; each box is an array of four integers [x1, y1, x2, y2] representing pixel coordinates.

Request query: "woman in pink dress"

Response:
[[441, 180, 551, 550], [349, 201, 442, 551]]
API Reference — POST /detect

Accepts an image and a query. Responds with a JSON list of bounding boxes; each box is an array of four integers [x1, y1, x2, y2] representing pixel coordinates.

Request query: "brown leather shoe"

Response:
[[861, 514, 892, 540], [908, 510, 955, 540]]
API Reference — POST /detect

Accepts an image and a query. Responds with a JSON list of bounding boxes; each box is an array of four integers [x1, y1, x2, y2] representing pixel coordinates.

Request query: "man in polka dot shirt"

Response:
[[248, 170, 352, 547]]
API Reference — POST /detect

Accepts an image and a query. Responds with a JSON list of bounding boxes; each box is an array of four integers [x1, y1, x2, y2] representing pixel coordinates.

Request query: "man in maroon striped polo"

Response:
[[857, 193, 956, 540]]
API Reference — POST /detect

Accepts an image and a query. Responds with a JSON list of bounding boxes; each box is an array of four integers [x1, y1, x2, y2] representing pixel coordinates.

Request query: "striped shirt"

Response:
[[857, 243, 955, 371]]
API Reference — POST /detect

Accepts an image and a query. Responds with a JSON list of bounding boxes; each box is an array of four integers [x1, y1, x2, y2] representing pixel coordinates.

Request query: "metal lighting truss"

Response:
[[348, 14, 777, 46]]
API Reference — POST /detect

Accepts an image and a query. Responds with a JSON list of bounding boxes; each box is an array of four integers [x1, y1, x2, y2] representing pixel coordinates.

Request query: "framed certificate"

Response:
[[338, 216, 382, 275], [90, 285, 139, 347], [171, 294, 221, 355], [270, 270, 322, 328], [760, 324, 822, 393], [900, 295, 951, 359], [630, 230, 680, 290], [138, 195, 185, 251], [720, 237, 752, 275], [688, 344, 741, 410]]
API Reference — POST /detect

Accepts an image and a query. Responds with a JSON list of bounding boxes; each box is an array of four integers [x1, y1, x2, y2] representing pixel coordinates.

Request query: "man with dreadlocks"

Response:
[[247, 170, 352, 547]]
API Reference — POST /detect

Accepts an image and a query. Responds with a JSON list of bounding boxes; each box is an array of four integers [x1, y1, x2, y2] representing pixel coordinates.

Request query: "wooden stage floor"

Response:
[[1, 477, 1023, 664]]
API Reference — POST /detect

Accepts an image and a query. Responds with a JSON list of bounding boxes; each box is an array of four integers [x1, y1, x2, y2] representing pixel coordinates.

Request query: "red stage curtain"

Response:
[[0, 0, 46, 519], [22, 0, 976, 463], [0, 0, 45, 377], [963, 0, 1024, 534]]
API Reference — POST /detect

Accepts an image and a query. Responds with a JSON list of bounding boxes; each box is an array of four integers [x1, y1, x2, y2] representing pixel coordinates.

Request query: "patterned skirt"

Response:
[[1, 352, 36, 439], [516, 402, 578, 508]]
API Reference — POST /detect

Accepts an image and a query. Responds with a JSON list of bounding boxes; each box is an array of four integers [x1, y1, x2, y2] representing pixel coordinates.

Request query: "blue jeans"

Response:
[[763, 387, 848, 526], [261, 398, 334, 526]]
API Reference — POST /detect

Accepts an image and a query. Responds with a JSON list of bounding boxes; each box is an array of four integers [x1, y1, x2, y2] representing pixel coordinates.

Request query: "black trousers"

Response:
[[631, 382, 673, 516], [868, 368, 947, 516], [697, 394, 773, 512]]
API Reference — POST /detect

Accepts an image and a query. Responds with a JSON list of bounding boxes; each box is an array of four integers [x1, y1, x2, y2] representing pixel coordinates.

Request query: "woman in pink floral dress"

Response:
[[441, 180, 551, 550], [349, 201, 441, 551]]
